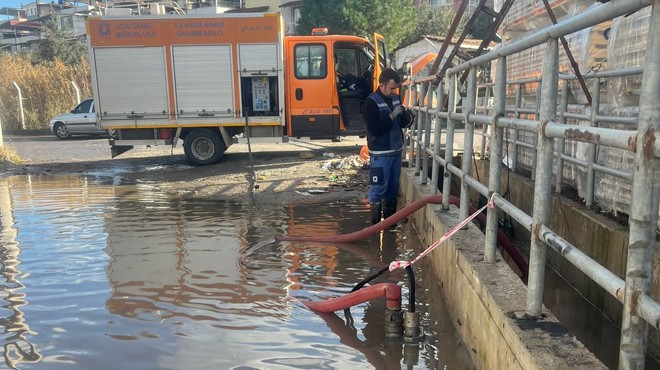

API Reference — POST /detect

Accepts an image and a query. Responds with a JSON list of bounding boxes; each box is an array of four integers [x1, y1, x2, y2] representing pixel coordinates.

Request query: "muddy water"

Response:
[[0, 175, 474, 370]]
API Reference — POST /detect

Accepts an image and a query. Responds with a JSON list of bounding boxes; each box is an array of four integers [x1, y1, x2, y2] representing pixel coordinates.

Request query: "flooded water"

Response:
[[0, 175, 474, 369]]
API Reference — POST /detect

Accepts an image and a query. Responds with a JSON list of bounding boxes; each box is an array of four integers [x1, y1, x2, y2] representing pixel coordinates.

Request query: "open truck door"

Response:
[[372, 33, 388, 91], [285, 39, 340, 139]]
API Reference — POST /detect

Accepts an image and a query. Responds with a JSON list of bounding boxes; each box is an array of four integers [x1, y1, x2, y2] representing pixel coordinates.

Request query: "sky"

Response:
[[0, 0, 92, 20]]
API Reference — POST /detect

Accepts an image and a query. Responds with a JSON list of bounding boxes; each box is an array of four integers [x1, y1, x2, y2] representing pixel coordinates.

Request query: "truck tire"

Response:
[[183, 129, 226, 165]]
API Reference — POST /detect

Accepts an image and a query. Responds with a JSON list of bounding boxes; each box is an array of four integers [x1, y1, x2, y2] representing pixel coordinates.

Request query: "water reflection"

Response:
[[0, 181, 41, 369], [0, 175, 473, 369]]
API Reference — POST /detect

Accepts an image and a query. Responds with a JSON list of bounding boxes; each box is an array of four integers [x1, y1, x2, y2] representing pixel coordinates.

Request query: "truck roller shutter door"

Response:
[[94, 47, 168, 118], [172, 45, 234, 117], [238, 44, 278, 72]]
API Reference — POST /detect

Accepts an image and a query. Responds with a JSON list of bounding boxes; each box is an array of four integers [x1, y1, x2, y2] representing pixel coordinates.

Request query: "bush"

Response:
[[0, 54, 92, 131], [0, 146, 22, 164]]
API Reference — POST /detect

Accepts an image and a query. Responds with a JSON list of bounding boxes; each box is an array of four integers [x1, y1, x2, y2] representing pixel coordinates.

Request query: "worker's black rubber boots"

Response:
[[382, 200, 397, 221], [370, 202, 382, 225]]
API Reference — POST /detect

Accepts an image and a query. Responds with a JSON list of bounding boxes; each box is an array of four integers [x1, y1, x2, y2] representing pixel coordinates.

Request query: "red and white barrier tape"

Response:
[[388, 193, 497, 272]]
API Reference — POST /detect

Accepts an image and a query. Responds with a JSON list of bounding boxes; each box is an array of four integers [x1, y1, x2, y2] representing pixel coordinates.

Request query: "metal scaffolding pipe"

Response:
[[556, 81, 570, 193], [499, 117, 540, 132], [485, 58, 506, 263], [415, 83, 427, 175], [480, 86, 490, 158], [544, 122, 639, 153], [442, 75, 457, 210], [558, 111, 639, 126], [431, 81, 445, 193], [493, 194, 533, 231], [460, 69, 478, 223], [408, 84, 419, 168], [619, 1, 660, 367], [422, 82, 434, 185], [586, 78, 601, 207], [511, 84, 523, 172], [527, 38, 558, 317]]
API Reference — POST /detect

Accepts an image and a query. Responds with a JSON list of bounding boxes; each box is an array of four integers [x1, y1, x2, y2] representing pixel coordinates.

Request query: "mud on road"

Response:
[[1, 135, 372, 204]]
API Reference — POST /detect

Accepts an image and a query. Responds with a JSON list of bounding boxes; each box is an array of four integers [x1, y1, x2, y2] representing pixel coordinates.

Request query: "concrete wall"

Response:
[[471, 158, 660, 363], [400, 167, 605, 369]]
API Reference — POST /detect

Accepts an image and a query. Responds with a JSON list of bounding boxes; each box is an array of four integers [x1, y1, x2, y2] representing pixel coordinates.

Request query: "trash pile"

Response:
[[320, 154, 368, 171]]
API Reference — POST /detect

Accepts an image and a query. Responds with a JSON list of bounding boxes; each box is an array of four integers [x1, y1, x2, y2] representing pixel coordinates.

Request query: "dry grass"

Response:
[[0, 54, 92, 131], [0, 146, 22, 164]]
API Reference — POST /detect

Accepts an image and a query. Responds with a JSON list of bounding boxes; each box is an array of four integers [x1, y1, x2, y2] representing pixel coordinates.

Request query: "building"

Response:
[[0, 1, 76, 55]]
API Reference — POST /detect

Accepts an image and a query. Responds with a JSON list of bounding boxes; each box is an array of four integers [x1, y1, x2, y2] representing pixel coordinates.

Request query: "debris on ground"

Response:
[[320, 155, 366, 171], [299, 152, 315, 159]]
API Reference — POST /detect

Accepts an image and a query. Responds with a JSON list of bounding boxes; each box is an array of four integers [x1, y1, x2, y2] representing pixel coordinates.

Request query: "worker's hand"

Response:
[[389, 106, 404, 120]]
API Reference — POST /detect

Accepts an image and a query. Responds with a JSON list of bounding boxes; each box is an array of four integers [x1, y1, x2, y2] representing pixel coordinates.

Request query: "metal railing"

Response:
[[402, 0, 659, 368]]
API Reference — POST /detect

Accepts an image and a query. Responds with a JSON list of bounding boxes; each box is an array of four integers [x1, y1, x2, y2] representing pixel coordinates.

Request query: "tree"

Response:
[[34, 16, 87, 66], [401, 5, 467, 47], [297, 0, 419, 50]]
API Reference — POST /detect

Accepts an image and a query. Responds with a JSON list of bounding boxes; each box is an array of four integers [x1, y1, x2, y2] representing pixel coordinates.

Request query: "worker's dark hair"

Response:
[[378, 67, 401, 84]]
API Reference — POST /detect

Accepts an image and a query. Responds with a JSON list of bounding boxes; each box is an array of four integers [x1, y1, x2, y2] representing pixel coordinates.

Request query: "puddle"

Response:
[[0, 174, 474, 369]]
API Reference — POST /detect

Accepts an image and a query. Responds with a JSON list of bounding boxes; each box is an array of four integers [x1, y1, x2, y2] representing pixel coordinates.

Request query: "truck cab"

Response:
[[285, 32, 388, 140]]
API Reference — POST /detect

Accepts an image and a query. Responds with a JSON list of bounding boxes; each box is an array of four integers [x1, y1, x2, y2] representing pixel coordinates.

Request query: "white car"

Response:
[[49, 99, 115, 139]]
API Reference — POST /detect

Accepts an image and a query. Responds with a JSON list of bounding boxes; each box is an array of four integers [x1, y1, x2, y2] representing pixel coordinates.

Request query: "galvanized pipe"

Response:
[[480, 85, 490, 158], [447, 0, 651, 75], [541, 226, 625, 302], [514, 107, 541, 114], [485, 57, 506, 263], [408, 83, 419, 168], [559, 111, 638, 125], [415, 83, 427, 176], [511, 84, 523, 172], [593, 163, 633, 181], [431, 81, 445, 193], [422, 82, 434, 185], [586, 78, 601, 207], [466, 175, 489, 198], [544, 122, 639, 153], [460, 69, 478, 222], [619, 1, 660, 368], [560, 66, 643, 80], [492, 194, 533, 231], [442, 74, 457, 210], [527, 38, 559, 317], [531, 82, 542, 181], [555, 81, 569, 193], [508, 67, 641, 85], [498, 117, 540, 132]]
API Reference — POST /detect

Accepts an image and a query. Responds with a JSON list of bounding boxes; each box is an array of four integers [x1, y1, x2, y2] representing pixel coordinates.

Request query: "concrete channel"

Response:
[[399, 165, 607, 369]]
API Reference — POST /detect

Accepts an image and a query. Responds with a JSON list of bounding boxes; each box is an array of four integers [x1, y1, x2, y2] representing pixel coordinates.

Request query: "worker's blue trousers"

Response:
[[368, 153, 401, 204]]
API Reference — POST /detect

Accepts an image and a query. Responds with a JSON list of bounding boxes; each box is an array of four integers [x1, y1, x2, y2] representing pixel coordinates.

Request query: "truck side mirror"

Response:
[[401, 61, 411, 81]]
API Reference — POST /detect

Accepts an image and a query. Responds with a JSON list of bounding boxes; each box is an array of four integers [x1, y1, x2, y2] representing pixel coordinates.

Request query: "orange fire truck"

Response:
[[86, 13, 387, 165]]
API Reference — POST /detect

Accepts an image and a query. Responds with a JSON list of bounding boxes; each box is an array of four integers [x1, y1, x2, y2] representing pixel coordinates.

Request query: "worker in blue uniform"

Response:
[[363, 68, 413, 224]]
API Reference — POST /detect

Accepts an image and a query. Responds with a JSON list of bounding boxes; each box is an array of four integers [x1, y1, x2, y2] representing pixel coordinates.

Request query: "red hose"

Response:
[[276, 195, 443, 243], [276, 194, 529, 278], [301, 283, 402, 313]]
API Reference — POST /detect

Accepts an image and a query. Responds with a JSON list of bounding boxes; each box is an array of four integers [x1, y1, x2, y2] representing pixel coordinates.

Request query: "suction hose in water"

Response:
[[276, 194, 528, 278], [301, 283, 402, 313]]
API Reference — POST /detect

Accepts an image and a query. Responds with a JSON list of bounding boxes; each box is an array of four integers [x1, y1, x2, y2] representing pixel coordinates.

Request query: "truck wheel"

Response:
[[54, 122, 71, 139], [183, 129, 225, 165]]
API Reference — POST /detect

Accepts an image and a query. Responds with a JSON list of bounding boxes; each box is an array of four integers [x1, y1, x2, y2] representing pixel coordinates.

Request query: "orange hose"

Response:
[[301, 283, 402, 313]]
